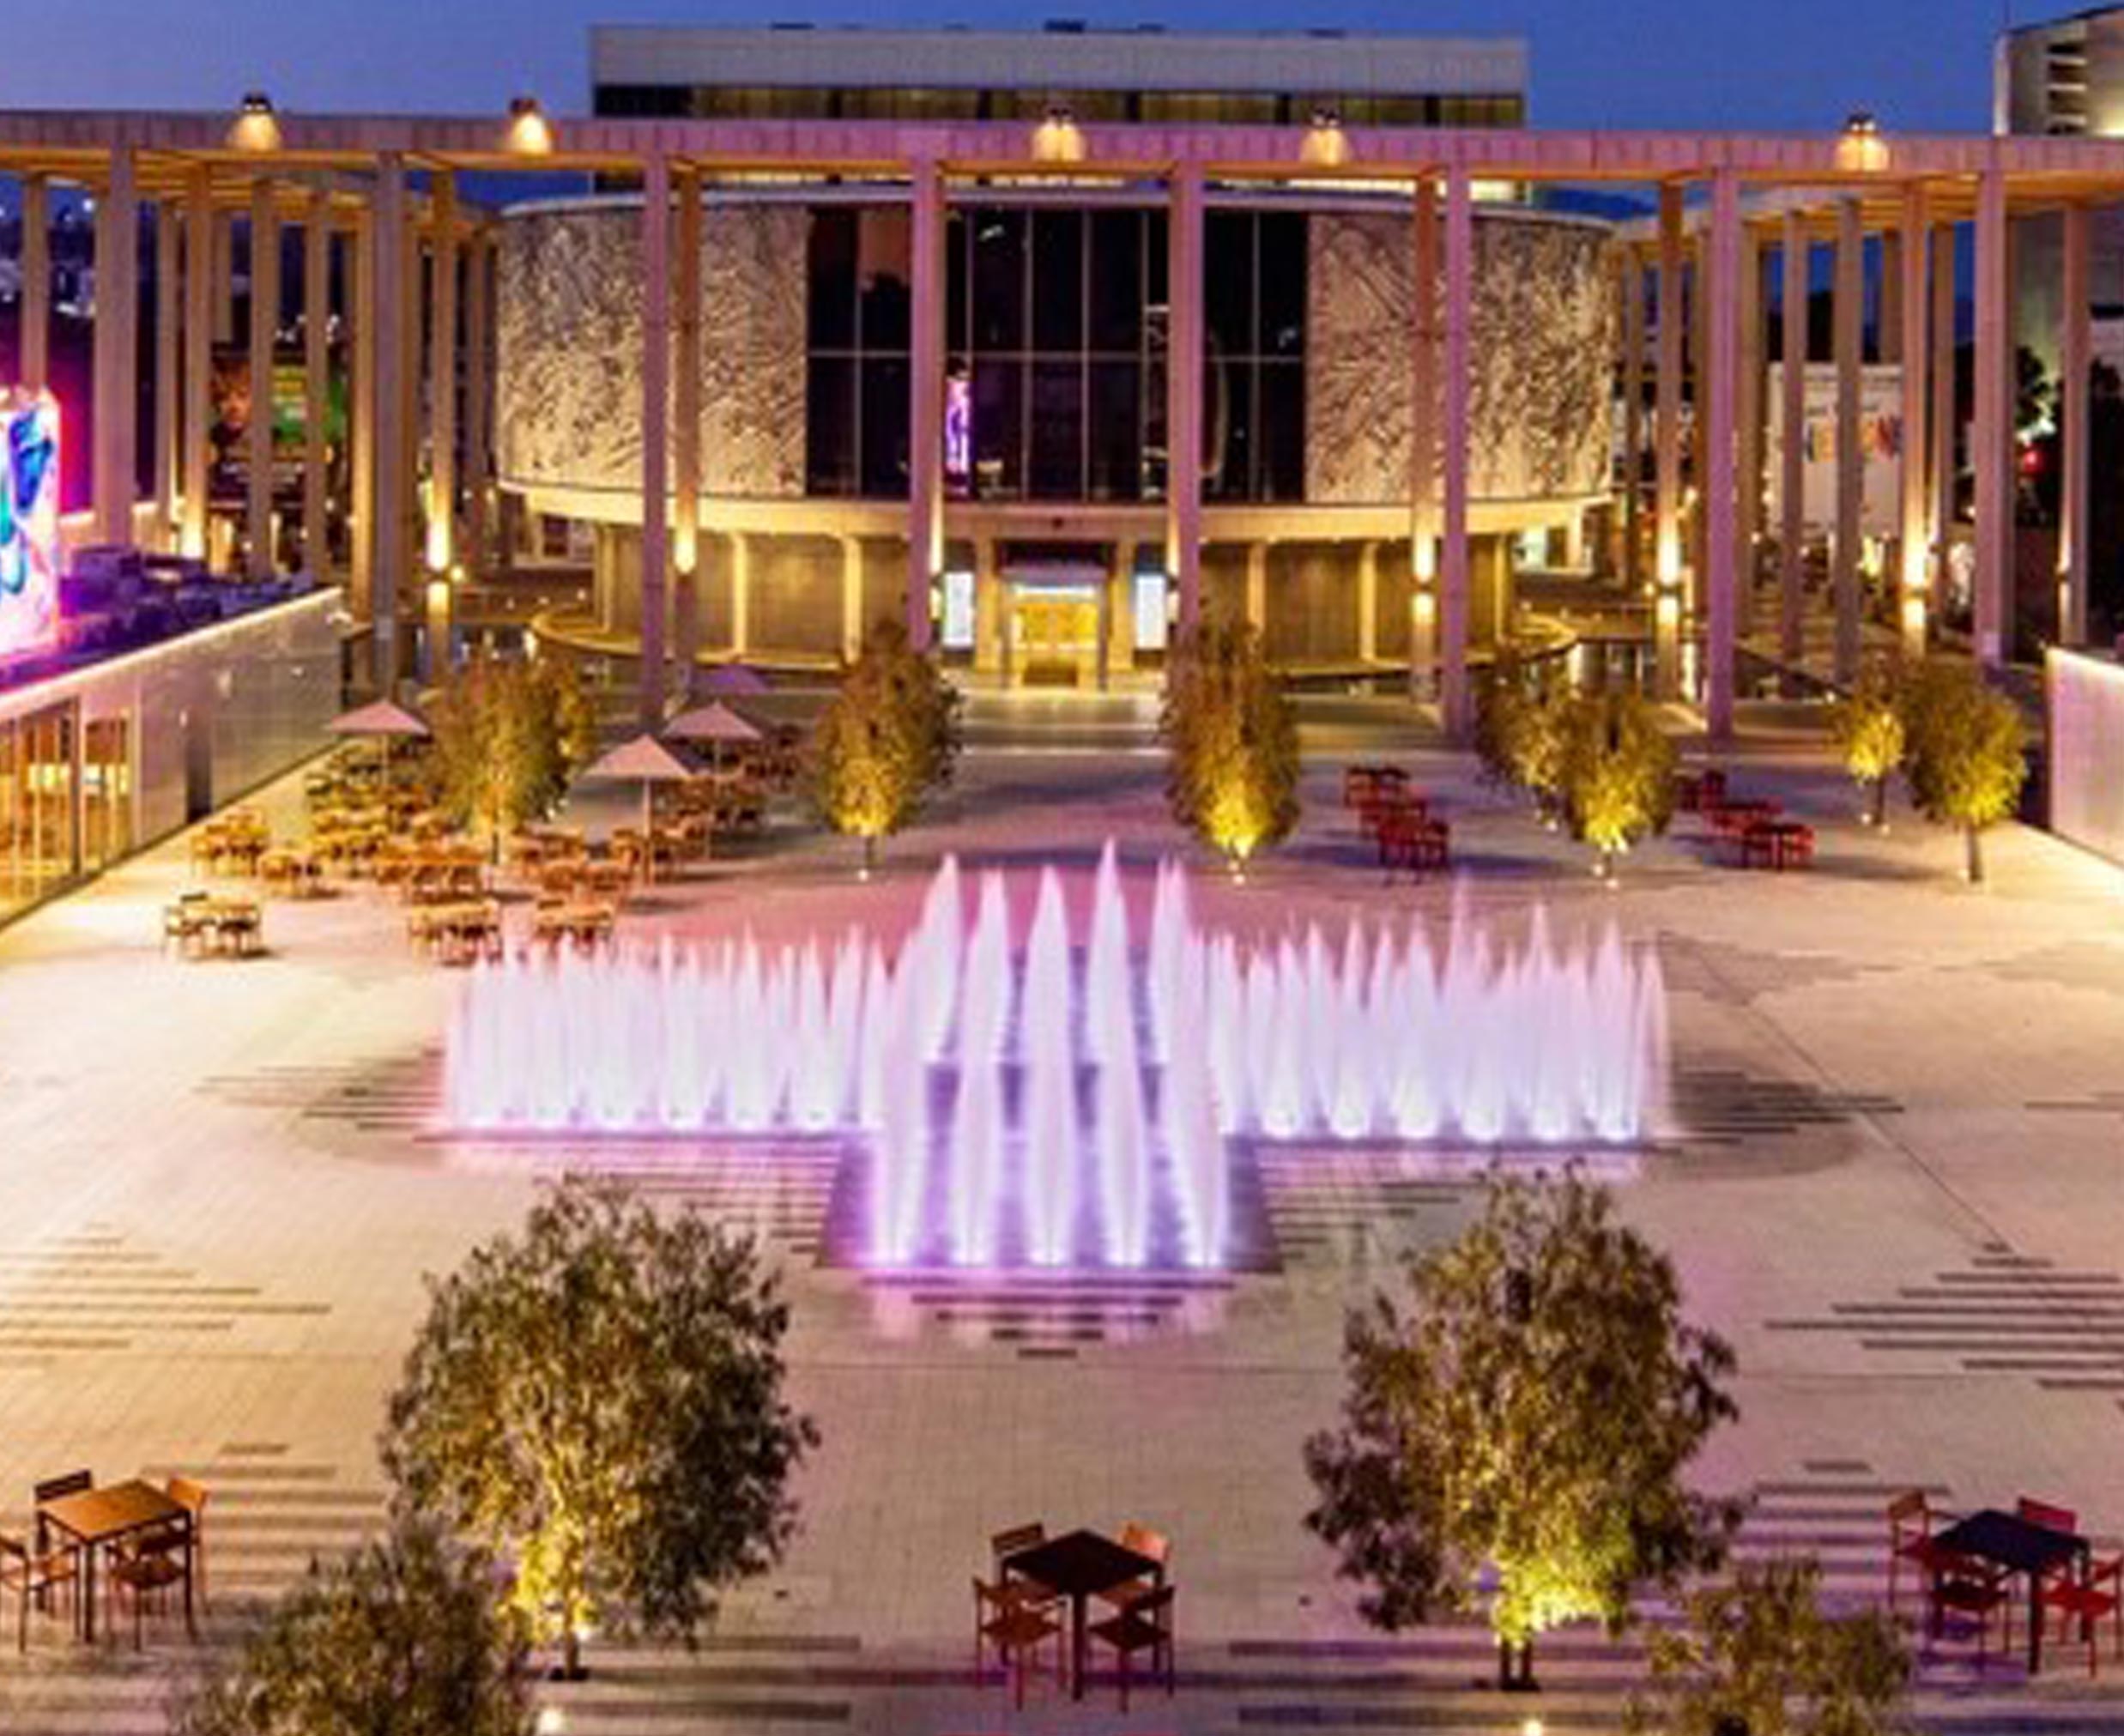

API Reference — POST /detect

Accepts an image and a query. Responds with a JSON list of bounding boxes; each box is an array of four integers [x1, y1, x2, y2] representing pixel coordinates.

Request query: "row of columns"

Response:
[[11, 153, 499, 689]]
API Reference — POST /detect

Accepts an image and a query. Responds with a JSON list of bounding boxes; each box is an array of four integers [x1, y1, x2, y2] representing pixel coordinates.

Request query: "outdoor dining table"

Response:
[[1001, 1528, 1164, 1699], [1932, 1508, 2090, 1674], [37, 1479, 193, 1643]]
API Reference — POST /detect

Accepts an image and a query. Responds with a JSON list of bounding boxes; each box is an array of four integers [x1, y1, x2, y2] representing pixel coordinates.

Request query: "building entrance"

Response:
[[1005, 568, 1104, 689]]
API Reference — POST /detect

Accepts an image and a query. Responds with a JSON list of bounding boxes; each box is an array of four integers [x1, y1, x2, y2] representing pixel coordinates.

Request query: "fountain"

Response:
[[443, 843, 1668, 1270]]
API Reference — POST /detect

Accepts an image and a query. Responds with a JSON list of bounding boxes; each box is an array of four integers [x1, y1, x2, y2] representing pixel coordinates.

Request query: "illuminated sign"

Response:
[[944, 374, 971, 484], [1133, 572, 1170, 652], [0, 390, 61, 658]]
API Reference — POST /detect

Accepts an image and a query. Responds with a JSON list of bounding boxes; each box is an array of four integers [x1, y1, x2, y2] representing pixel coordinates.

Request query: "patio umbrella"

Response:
[[699, 662, 772, 697], [577, 732, 698, 880], [664, 699, 763, 771], [327, 697, 431, 782]]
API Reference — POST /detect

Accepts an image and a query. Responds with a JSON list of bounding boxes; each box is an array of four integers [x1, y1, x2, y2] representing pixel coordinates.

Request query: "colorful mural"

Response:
[[0, 391, 61, 659]]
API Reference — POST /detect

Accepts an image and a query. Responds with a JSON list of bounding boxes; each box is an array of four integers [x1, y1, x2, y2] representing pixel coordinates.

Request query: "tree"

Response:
[[807, 620, 962, 874], [1161, 614, 1302, 874], [381, 1178, 819, 1679], [1829, 660, 1905, 828], [1474, 656, 1571, 825], [1304, 1167, 1738, 1691], [1561, 693, 1678, 877], [171, 1518, 532, 1736], [1626, 1556, 1913, 1736], [428, 656, 597, 855], [1896, 658, 2028, 885]]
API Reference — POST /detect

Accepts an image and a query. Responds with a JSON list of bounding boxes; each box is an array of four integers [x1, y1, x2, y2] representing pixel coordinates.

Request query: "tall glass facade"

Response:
[[804, 203, 1307, 507]]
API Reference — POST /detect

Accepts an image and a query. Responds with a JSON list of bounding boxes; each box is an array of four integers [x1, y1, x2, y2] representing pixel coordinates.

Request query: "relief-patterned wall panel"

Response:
[[1307, 211, 1615, 505], [498, 203, 808, 503]]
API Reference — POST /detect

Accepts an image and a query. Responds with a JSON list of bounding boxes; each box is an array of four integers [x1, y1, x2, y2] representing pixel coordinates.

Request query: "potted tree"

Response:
[[1896, 659, 2030, 885], [807, 621, 961, 876], [1830, 660, 1906, 829], [1561, 693, 1678, 880], [1161, 614, 1301, 880]]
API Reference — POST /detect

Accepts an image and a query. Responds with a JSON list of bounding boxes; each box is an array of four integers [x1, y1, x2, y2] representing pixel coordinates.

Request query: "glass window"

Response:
[[808, 209, 857, 351], [1257, 213, 1307, 356], [971, 358, 1024, 499], [1028, 361, 1084, 499], [1205, 213, 1254, 361], [1032, 211, 1085, 354], [1089, 211, 1142, 353], [860, 358, 910, 498], [1257, 364, 1306, 502], [1087, 361, 1141, 502], [856, 209, 911, 351], [971, 210, 1026, 353], [947, 213, 970, 352], [1207, 360, 1252, 502], [82, 716, 131, 873], [806, 357, 857, 497]]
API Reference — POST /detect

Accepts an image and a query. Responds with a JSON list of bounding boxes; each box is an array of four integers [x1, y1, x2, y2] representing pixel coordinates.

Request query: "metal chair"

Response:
[[972, 1574, 1063, 1709], [1088, 1582, 1176, 1709], [0, 1533, 76, 1651], [990, 1524, 1061, 1611], [1095, 1521, 1171, 1615]]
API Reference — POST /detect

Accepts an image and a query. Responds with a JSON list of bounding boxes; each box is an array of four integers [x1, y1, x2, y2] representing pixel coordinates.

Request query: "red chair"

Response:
[[1930, 1557, 2014, 1666], [2018, 1497, 2079, 1534], [2038, 1553, 2122, 1679], [1887, 1491, 1957, 1615]]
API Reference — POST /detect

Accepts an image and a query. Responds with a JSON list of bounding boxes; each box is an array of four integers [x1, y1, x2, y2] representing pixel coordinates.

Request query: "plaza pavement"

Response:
[[1, 693, 2121, 1733]]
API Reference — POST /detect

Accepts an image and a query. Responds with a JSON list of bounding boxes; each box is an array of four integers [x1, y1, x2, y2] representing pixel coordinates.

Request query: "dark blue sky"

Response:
[[2, 1, 2018, 134]]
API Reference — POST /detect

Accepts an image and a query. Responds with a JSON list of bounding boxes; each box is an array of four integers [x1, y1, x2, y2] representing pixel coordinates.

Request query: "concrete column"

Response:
[[397, 208, 420, 607], [427, 171, 458, 578], [1108, 541, 1136, 675], [1244, 542, 1268, 632], [181, 170, 213, 563], [638, 153, 671, 724], [1879, 232, 1903, 364], [1779, 212, 1806, 671], [349, 203, 375, 620], [464, 233, 492, 576], [1654, 183, 1685, 696], [840, 535, 864, 659], [729, 529, 751, 656], [1689, 231, 1709, 597], [154, 202, 180, 546], [1928, 221, 1956, 621], [93, 148, 140, 549], [1358, 539, 1380, 663], [907, 158, 945, 650], [20, 174, 49, 391], [212, 210, 234, 343], [246, 177, 278, 578], [1973, 167, 2009, 669], [1167, 162, 1207, 633], [1898, 187, 1932, 656], [1736, 223, 1763, 638], [1832, 197, 1864, 687], [673, 169, 704, 676], [972, 536, 1002, 674], [1440, 166, 1474, 740], [1409, 176, 1441, 691], [365, 159, 408, 681], [1622, 245, 1645, 589], [1704, 171, 1741, 741], [2060, 201, 2091, 648], [303, 189, 330, 576]]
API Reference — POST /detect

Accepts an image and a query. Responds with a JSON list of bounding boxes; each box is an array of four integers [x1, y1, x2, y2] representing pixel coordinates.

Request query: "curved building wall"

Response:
[[496, 196, 1614, 520]]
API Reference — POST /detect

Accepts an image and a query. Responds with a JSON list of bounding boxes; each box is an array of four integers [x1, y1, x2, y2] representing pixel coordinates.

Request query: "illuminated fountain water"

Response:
[[444, 844, 1667, 1270]]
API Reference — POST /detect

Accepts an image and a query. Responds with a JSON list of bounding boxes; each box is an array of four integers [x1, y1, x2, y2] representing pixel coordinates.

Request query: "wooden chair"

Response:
[[2038, 1552, 2121, 1678], [1095, 1522, 1171, 1615], [1088, 1582, 1176, 1709], [107, 1533, 193, 1649], [0, 1533, 76, 1652], [33, 1471, 90, 1561], [990, 1524, 1062, 1611], [156, 1478, 209, 1612], [972, 1574, 1063, 1709]]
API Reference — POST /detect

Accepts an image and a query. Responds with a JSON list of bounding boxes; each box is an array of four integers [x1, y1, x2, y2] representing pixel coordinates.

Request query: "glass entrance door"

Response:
[[1008, 584, 1100, 687]]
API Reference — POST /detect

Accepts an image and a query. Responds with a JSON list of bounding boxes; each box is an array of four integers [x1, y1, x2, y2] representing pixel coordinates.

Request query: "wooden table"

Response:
[[1740, 819, 1815, 871], [1933, 1509, 2089, 1674], [1001, 1529, 1164, 1699], [38, 1479, 192, 1643], [532, 902, 617, 952], [166, 897, 263, 957]]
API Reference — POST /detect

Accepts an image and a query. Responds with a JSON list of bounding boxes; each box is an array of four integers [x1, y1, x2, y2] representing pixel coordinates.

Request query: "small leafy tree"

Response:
[[1475, 656, 1572, 824], [1627, 1556, 1913, 1736], [808, 621, 962, 874], [1161, 614, 1302, 874], [1304, 1167, 1738, 1691], [1831, 660, 1906, 829], [171, 1518, 531, 1736], [381, 1178, 819, 1679], [1562, 693, 1678, 877], [1896, 658, 2028, 885], [428, 656, 597, 855]]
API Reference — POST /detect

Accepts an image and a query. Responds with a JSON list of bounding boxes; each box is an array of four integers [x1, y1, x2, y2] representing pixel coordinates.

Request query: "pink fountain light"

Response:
[[443, 843, 1668, 1271]]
